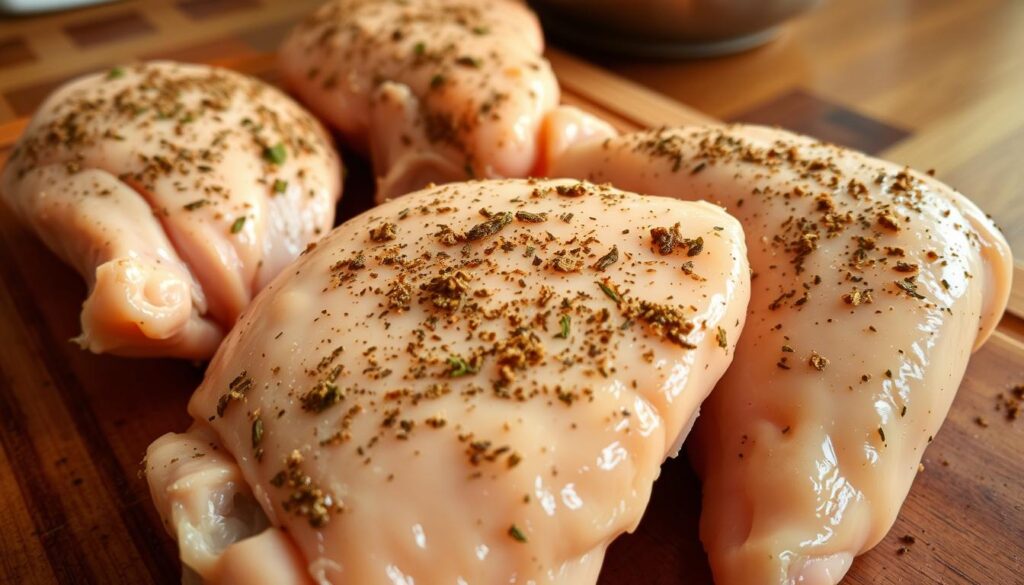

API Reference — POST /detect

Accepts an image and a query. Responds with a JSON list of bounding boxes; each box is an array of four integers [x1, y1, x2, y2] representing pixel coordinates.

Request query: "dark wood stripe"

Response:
[[143, 36, 257, 64], [176, 0, 261, 20], [0, 370, 96, 584], [237, 20, 294, 52], [729, 89, 910, 155], [64, 11, 155, 48], [0, 37, 35, 69], [0, 238, 178, 584], [6, 76, 71, 118]]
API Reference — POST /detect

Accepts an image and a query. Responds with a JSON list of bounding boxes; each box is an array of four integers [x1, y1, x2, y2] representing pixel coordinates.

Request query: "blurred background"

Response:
[[0, 0, 1021, 258]]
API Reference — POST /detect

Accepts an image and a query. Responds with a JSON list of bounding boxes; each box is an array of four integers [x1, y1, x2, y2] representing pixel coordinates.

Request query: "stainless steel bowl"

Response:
[[530, 0, 822, 57]]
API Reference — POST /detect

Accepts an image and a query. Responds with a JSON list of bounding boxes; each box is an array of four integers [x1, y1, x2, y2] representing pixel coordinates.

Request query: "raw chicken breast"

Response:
[[279, 0, 615, 200], [550, 125, 1013, 584], [1, 61, 342, 359], [146, 178, 750, 584]]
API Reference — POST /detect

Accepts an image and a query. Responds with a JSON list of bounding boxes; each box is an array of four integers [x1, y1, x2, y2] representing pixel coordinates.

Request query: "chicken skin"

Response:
[[146, 178, 750, 584], [550, 125, 1013, 584], [1, 61, 342, 359], [279, 0, 615, 201]]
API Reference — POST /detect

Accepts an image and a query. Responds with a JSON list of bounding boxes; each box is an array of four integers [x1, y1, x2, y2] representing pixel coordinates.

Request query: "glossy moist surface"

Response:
[[0, 61, 342, 358], [550, 124, 1013, 585], [147, 178, 750, 584], [279, 0, 568, 199]]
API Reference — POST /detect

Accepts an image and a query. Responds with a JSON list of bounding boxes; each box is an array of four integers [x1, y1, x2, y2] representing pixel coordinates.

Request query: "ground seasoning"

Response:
[[508, 524, 528, 543], [808, 351, 829, 371], [272, 450, 341, 527], [593, 246, 619, 271], [369, 222, 398, 242]]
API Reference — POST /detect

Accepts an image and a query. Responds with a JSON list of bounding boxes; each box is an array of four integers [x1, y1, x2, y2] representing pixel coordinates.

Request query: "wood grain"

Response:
[[546, 49, 715, 128], [0, 48, 1020, 585], [0, 0, 326, 92], [730, 89, 909, 155]]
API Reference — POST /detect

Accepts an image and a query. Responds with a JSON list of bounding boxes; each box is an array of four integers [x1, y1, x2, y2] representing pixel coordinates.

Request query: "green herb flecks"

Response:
[[514, 210, 547, 223], [447, 355, 478, 377], [508, 524, 528, 543], [596, 280, 622, 304], [895, 277, 925, 300], [252, 416, 264, 461], [557, 314, 571, 339], [263, 142, 287, 165], [455, 55, 481, 68]]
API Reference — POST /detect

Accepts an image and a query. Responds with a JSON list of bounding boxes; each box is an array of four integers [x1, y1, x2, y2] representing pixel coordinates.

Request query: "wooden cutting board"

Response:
[[0, 49, 1020, 585]]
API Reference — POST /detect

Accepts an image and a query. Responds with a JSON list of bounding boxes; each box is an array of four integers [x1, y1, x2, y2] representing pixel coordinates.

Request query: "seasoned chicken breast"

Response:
[[550, 125, 1013, 584], [146, 178, 750, 584], [1, 61, 342, 359], [279, 0, 615, 200]]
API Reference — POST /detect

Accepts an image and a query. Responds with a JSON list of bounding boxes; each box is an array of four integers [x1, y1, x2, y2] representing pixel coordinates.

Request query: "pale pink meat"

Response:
[[550, 124, 1013, 584], [278, 0, 615, 201], [1, 61, 342, 359], [146, 178, 750, 584]]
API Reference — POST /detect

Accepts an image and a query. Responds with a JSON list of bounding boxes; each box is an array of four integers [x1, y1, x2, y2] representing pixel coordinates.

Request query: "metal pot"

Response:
[[530, 0, 822, 57]]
